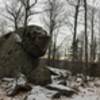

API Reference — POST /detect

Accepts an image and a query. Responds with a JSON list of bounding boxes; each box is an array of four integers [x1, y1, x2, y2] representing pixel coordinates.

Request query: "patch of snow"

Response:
[[51, 75, 64, 84], [47, 66, 71, 77], [26, 86, 57, 100], [94, 78, 100, 87], [27, 93, 50, 100], [31, 86, 57, 97], [16, 73, 27, 86], [48, 84, 76, 92], [2, 78, 14, 82]]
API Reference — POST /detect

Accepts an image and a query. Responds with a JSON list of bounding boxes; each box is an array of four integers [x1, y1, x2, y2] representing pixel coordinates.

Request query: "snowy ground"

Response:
[[0, 79, 100, 100], [0, 84, 100, 100], [0, 67, 100, 100]]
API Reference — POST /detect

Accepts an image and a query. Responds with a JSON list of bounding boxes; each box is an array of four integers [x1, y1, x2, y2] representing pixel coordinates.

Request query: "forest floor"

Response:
[[0, 83, 100, 100], [0, 67, 100, 100]]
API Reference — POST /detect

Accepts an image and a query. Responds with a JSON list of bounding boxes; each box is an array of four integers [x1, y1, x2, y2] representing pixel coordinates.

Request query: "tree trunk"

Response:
[[52, 41, 56, 65], [15, 19, 18, 30], [84, 0, 88, 78], [90, 8, 95, 62], [47, 10, 54, 65], [72, 0, 80, 61]]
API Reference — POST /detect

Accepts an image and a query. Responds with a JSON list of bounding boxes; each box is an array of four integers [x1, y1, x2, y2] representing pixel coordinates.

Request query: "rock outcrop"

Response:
[[0, 25, 51, 85]]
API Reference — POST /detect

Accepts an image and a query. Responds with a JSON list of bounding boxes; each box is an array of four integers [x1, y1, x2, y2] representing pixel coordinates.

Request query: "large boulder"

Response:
[[0, 25, 51, 85], [16, 25, 50, 58]]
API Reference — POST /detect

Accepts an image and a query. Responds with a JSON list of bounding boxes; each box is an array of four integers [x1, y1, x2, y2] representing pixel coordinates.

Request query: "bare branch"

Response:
[[30, 0, 37, 8], [4, 0, 24, 30], [29, 9, 50, 16]]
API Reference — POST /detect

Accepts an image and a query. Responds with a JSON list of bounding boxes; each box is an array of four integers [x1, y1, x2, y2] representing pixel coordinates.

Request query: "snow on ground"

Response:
[[26, 85, 100, 100], [0, 67, 100, 100], [0, 82, 100, 100], [0, 84, 100, 100], [48, 84, 77, 92], [47, 66, 71, 77], [26, 86, 55, 100]]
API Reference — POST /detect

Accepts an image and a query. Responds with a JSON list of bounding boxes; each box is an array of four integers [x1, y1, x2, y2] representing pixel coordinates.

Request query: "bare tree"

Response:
[[72, 0, 81, 61], [3, 0, 23, 30], [79, 40, 84, 62], [41, 0, 65, 64], [89, 1, 98, 62], [52, 23, 61, 65], [83, 0, 88, 77], [66, 0, 85, 62], [90, 7, 95, 62], [19, 0, 37, 35], [97, 11, 100, 62]]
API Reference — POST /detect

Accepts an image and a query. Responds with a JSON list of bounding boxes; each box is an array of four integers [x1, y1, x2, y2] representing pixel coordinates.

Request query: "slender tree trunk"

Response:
[[84, 0, 88, 77], [47, 9, 54, 65], [15, 19, 18, 30], [23, 8, 28, 35], [23, 0, 30, 36], [90, 8, 95, 62], [48, 43, 52, 65], [80, 41, 83, 62], [72, 0, 80, 61], [48, 28, 53, 65], [52, 41, 56, 65], [22, 7, 28, 45], [98, 13, 100, 62]]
